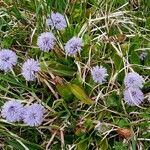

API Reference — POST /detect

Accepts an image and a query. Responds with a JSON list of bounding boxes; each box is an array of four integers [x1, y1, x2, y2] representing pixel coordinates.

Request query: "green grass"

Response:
[[0, 0, 150, 149]]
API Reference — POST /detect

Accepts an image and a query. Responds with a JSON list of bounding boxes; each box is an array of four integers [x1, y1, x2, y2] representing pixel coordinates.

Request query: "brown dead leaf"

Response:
[[116, 128, 132, 139]]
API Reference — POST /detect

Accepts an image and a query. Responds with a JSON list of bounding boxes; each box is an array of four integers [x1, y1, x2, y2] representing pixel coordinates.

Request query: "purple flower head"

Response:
[[46, 12, 67, 30], [124, 72, 144, 89], [23, 104, 44, 127], [1, 100, 23, 122], [64, 37, 83, 55], [91, 65, 108, 84], [124, 87, 144, 106], [22, 58, 40, 81], [0, 49, 17, 72], [37, 32, 56, 52]]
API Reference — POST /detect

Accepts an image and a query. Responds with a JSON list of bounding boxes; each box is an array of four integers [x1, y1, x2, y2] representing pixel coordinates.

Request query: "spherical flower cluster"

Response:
[[123, 72, 145, 106], [64, 37, 83, 55], [91, 65, 108, 84], [37, 32, 56, 52], [124, 72, 144, 88], [1, 100, 23, 122], [23, 104, 44, 127], [1, 101, 44, 126], [124, 87, 144, 106], [22, 58, 40, 81], [0, 49, 17, 72], [46, 12, 67, 30]]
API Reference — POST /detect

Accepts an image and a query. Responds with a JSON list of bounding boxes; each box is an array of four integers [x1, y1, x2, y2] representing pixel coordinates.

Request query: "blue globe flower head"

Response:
[[46, 12, 67, 30], [0, 49, 17, 72], [124, 87, 144, 106], [64, 37, 83, 56], [37, 32, 56, 52], [22, 58, 40, 81], [124, 72, 144, 89], [23, 104, 44, 127], [1, 100, 24, 122], [91, 65, 108, 84]]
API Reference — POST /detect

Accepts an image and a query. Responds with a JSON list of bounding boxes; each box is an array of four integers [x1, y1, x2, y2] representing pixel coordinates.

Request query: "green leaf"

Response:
[[0, 74, 31, 91], [10, 5, 25, 21], [113, 141, 128, 150], [113, 53, 123, 71], [2, 36, 13, 48], [41, 61, 75, 77], [56, 83, 73, 101], [0, 129, 44, 150], [106, 91, 120, 108], [22, 141, 44, 150], [77, 139, 89, 150], [84, 118, 94, 130], [100, 138, 108, 150], [130, 50, 140, 64], [120, 43, 129, 55], [0, 84, 20, 98], [117, 119, 130, 128], [7, 140, 25, 150], [69, 84, 94, 105]]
